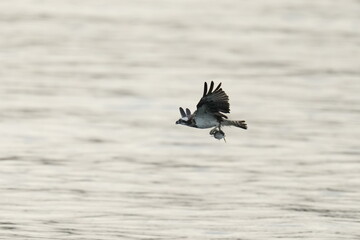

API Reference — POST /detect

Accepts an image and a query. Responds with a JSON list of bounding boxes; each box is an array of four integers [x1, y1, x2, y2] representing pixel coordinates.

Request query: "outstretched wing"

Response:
[[179, 107, 192, 119], [196, 81, 230, 119]]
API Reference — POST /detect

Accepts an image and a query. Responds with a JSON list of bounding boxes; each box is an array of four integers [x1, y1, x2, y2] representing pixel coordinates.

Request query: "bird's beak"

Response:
[[175, 120, 179, 124]]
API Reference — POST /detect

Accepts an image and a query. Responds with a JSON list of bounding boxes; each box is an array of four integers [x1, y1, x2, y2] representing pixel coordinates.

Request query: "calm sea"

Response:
[[1, 0, 359, 239]]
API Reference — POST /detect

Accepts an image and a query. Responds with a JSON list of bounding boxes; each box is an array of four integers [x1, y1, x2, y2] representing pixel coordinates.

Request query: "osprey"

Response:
[[176, 81, 247, 141]]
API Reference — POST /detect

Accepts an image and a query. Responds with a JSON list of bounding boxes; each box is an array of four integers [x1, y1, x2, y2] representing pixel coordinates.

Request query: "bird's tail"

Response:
[[222, 120, 247, 129]]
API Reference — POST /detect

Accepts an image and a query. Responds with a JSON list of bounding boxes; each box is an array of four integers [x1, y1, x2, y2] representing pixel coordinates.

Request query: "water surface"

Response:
[[1, 0, 360, 239]]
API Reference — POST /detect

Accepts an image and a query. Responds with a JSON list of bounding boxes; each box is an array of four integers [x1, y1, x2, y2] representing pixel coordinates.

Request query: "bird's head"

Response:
[[175, 117, 190, 126]]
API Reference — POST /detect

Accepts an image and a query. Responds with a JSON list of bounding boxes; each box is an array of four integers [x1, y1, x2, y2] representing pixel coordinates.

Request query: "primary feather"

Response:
[[196, 81, 230, 123]]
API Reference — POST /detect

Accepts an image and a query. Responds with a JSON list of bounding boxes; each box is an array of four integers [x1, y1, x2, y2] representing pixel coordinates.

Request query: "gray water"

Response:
[[1, 0, 360, 239]]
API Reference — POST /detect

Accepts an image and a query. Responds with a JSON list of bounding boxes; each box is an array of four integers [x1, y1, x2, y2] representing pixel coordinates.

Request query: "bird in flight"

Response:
[[176, 81, 247, 141]]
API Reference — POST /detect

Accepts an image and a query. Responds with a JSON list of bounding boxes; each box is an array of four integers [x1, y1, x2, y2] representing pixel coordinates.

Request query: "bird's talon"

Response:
[[209, 128, 218, 135]]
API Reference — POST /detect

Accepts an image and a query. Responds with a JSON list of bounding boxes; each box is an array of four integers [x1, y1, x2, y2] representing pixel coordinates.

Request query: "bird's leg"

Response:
[[210, 123, 223, 135], [209, 127, 218, 135], [217, 124, 226, 142]]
